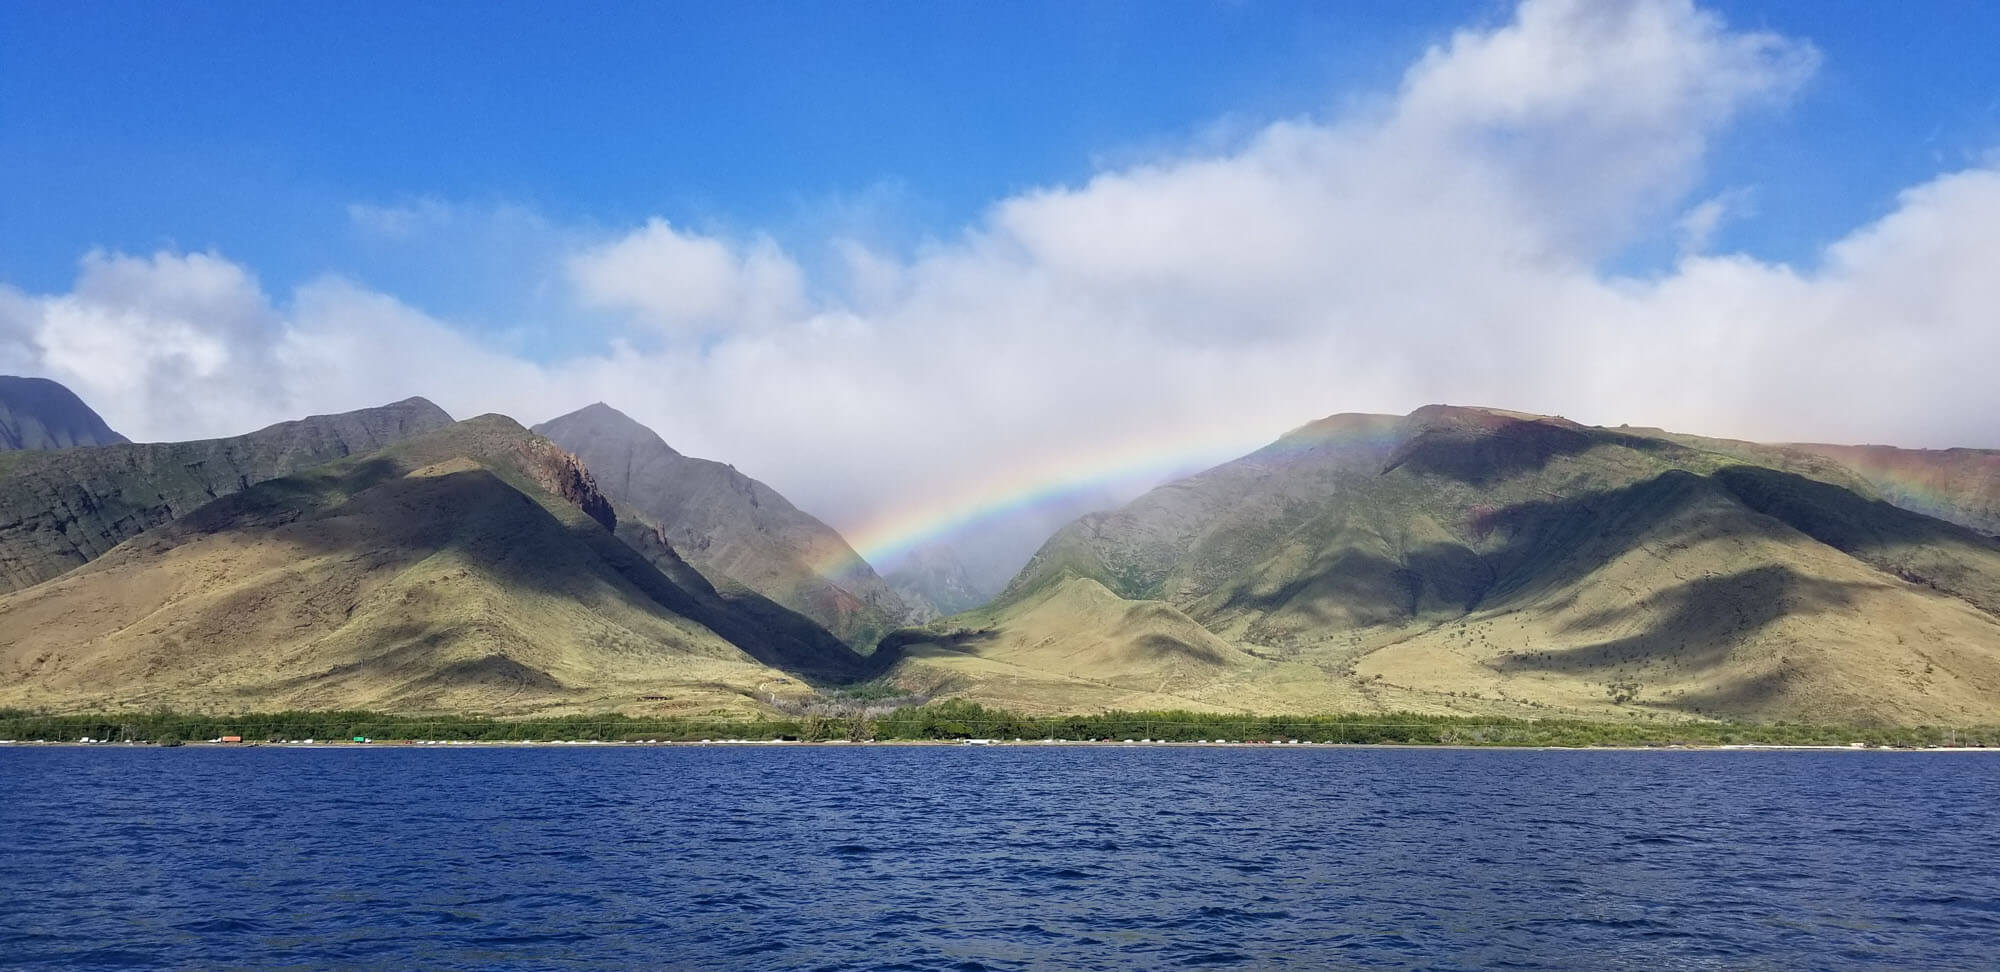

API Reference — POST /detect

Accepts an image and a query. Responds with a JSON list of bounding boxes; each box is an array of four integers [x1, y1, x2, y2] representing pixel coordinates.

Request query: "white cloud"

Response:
[[1674, 189, 1750, 255], [1400, 0, 1813, 128], [28, 251, 287, 438], [0, 253, 578, 442], [7, 0, 1998, 566], [565, 218, 805, 333]]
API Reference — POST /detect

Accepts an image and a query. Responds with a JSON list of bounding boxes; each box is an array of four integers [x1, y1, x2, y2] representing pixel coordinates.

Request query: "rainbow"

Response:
[[827, 412, 1409, 574], [823, 415, 2000, 581], [1785, 442, 2000, 532]]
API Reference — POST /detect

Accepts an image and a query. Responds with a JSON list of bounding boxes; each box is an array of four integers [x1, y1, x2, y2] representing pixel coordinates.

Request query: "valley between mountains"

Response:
[[2, 378, 1997, 726]]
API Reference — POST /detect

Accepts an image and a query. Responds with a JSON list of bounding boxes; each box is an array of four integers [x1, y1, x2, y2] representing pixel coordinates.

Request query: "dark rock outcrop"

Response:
[[510, 438, 616, 532]]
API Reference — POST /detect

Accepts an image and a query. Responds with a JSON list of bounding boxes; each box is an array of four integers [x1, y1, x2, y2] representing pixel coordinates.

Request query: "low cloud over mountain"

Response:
[[3, 0, 1996, 560]]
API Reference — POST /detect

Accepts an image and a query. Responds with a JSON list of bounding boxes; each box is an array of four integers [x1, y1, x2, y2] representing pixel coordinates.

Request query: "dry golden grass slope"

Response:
[[0, 415, 856, 716], [893, 406, 2000, 726], [886, 576, 1268, 715]]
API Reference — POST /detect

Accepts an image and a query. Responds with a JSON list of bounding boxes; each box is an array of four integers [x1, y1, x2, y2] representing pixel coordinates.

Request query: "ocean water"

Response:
[[2, 746, 1997, 970]]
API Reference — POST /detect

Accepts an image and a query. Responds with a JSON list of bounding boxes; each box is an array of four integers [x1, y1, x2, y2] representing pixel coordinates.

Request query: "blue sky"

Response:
[[1, 2, 1441, 304], [4, 0, 2000, 553], [5, 0, 1996, 318]]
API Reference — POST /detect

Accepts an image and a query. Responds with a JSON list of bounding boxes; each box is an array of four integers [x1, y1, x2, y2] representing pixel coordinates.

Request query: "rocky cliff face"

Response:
[[0, 376, 129, 451], [509, 438, 616, 532], [534, 402, 911, 649], [0, 397, 453, 593]]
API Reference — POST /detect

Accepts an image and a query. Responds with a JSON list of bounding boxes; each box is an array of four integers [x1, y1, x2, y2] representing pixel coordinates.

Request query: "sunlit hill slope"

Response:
[[889, 406, 2000, 725], [0, 415, 865, 715]]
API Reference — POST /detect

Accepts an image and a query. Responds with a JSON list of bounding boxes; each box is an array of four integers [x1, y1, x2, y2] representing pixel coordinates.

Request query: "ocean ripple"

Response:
[[2, 746, 1997, 969]]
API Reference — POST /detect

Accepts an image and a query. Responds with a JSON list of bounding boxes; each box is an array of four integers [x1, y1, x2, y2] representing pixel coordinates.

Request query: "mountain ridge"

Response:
[[0, 414, 864, 714], [3, 389, 1997, 726], [0, 376, 129, 451], [0, 396, 454, 593], [535, 402, 910, 648], [907, 404, 2000, 725]]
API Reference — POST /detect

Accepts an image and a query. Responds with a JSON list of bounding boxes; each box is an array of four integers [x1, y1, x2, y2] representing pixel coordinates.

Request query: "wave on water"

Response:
[[3, 747, 1998, 970]]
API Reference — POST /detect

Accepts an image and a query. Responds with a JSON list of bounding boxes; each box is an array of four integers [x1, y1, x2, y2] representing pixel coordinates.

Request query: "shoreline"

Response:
[[15, 703, 1995, 752], [7, 739, 2000, 752]]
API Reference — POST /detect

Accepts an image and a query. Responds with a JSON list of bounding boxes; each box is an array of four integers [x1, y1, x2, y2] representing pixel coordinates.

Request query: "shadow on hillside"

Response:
[[1120, 629, 1230, 665], [1715, 465, 2000, 617], [1715, 464, 2000, 556], [1670, 668, 1797, 717], [1491, 564, 1872, 676], [261, 623, 570, 708], [1720, 464, 2000, 616], [612, 517, 870, 680], [1203, 469, 1730, 631], [1197, 459, 1995, 666], [175, 457, 407, 534], [2, 429, 438, 590], [176, 460, 873, 683], [1473, 469, 1734, 603], [1206, 543, 1493, 631], [1206, 422, 1728, 633], [864, 627, 1000, 677], [1382, 418, 1673, 486]]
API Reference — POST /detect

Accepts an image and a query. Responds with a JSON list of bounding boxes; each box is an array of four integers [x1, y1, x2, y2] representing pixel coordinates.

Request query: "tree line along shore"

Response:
[[4, 702, 1998, 749]]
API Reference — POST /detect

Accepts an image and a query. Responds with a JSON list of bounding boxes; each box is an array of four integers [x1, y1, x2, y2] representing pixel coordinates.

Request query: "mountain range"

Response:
[[1, 376, 1996, 726], [0, 376, 129, 451], [906, 407, 2000, 724], [0, 409, 866, 714], [0, 396, 453, 593]]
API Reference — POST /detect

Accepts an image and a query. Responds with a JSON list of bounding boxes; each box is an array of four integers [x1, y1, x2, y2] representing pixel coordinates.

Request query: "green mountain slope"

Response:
[[914, 406, 2000, 725], [0, 396, 453, 593], [0, 415, 864, 714], [1608, 428, 2000, 538]]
